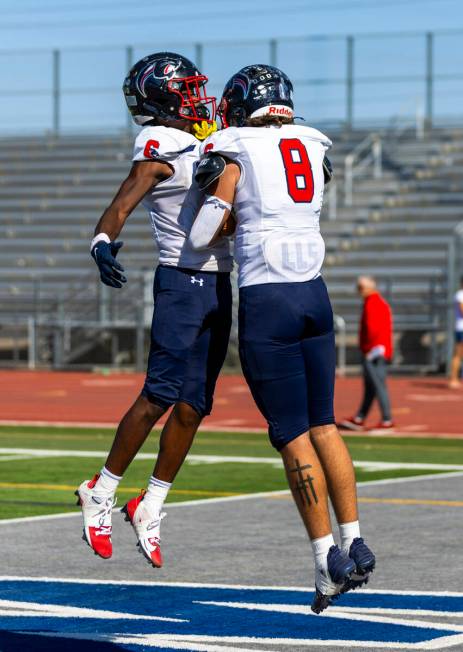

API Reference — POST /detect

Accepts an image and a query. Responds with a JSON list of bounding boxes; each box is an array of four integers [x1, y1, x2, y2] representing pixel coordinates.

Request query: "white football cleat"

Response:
[[121, 492, 166, 568], [75, 474, 115, 559]]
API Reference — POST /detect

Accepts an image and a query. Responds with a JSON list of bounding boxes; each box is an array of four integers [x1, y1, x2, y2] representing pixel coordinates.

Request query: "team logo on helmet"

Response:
[[231, 74, 250, 99], [137, 61, 182, 98]]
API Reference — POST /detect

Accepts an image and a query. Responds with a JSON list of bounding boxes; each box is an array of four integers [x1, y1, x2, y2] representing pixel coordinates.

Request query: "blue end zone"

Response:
[[0, 579, 462, 651]]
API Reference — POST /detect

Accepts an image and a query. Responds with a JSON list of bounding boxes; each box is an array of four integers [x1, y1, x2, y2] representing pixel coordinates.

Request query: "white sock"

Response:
[[93, 466, 122, 497], [311, 533, 335, 572], [339, 520, 361, 552], [142, 476, 172, 515]]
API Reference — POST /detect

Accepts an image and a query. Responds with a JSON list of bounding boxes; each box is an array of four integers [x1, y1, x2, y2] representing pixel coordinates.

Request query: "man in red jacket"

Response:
[[340, 276, 394, 431]]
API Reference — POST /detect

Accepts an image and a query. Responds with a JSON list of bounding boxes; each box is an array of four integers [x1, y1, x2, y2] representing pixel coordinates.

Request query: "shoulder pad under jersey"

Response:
[[195, 154, 226, 190]]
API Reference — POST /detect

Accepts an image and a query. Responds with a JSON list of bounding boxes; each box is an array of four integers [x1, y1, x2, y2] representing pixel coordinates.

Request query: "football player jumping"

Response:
[[189, 65, 376, 613], [76, 53, 233, 567]]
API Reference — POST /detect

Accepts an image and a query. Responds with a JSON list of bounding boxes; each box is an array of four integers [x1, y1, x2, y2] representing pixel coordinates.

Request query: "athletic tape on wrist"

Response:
[[90, 233, 111, 252]]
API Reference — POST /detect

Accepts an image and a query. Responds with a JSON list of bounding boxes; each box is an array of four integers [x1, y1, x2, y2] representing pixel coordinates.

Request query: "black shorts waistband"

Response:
[[158, 264, 230, 277]]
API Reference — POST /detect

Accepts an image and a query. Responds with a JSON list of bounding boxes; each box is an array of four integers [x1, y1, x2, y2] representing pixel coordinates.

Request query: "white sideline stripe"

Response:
[[1, 470, 463, 526], [11, 631, 463, 651], [0, 490, 291, 526], [1, 419, 462, 439], [331, 606, 463, 618], [17, 632, 275, 652], [1, 576, 463, 597], [104, 633, 463, 651], [0, 599, 185, 622], [0, 419, 267, 434], [1, 447, 463, 472], [0, 448, 283, 465], [197, 600, 463, 633]]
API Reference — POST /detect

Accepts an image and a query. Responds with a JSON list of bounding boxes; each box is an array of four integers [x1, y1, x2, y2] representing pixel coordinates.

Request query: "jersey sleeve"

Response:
[[199, 128, 242, 161], [456, 290, 463, 304], [301, 126, 332, 151], [132, 126, 194, 163]]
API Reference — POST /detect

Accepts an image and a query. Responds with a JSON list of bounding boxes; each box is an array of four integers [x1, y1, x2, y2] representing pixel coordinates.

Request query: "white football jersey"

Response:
[[133, 126, 232, 272], [200, 124, 331, 287]]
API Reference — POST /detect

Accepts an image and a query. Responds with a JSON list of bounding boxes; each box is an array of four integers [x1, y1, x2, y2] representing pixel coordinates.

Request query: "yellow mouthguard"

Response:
[[193, 120, 217, 141]]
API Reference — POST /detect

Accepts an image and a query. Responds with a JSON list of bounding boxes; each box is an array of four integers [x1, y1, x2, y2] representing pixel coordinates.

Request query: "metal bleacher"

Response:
[[322, 128, 463, 369], [0, 127, 462, 370]]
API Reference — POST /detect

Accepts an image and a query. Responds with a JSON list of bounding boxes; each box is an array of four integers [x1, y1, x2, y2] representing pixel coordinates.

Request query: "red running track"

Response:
[[1, 370, 462, 437]]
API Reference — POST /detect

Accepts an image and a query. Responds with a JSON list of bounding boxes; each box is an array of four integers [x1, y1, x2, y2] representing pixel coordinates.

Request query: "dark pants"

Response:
[[239, 276, 336, 451], [142, 265, 232, 417], [357, 356, 391, 422]]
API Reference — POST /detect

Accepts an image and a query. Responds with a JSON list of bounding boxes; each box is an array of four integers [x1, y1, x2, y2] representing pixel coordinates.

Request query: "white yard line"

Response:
[[1, 575, 463, 596], [0, 454, 37, 461], [1, 419, 462, 439], [196, 600, 463, 632], [0, 447, 463, 471], [0, 470, 463, 526], [0, 599, 185, 622], [0, 448, 283, 465], [0, 419, 266, 433], [15, 631, 463, 651]]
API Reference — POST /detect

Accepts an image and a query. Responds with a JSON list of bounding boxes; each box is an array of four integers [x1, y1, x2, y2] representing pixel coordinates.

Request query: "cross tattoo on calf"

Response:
[[289, 458, 318, 507]]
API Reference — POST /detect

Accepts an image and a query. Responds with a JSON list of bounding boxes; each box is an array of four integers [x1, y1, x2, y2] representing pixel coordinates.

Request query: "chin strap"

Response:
[[193, 120, 217, 141]]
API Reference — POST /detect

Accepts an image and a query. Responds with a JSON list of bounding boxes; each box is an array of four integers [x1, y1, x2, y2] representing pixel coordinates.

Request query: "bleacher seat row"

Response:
[[0, 128, 461, 368]]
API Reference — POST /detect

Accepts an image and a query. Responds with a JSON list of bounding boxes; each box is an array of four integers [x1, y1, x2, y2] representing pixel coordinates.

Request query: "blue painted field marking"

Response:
[[1, 579, 463, 650]]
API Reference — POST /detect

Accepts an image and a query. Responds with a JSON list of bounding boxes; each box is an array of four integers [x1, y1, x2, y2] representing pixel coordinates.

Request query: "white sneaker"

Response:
[[75, 474, 115, 559], [122, 492, 166, 568]]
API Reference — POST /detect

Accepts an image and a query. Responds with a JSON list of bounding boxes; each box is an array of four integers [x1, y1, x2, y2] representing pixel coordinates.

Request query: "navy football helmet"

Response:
[[218, 64, 294, 128], [123, 52, 216, 126]]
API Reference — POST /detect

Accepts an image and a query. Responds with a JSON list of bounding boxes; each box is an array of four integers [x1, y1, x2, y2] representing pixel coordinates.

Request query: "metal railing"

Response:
[[325, 180, 338, 221], [0, 289, 449, 374], [386, 98, 426, 142], [334, 314, 346, 376], [2, 29, 463, 136], [344, 134, 382, 206], [1, 309, 349, 374]]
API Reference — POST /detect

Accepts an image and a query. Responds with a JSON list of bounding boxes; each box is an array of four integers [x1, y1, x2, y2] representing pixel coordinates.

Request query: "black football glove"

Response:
[[91, 240, 127, 288]]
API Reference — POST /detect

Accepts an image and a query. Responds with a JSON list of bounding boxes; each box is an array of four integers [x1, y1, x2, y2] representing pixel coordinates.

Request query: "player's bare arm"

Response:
[[189, 160, 240, 249], [91, 160, 172, 288], [94, 160, 172, 239]]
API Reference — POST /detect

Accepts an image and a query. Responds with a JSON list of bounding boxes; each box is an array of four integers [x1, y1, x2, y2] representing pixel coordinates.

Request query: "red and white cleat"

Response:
[[121, 492, 165, 568], [75, 474, 115, 559], [338, 416, 365, 431]]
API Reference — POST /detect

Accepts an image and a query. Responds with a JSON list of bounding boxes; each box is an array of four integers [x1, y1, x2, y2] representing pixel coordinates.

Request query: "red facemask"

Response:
[[167, 75, 216, 123]]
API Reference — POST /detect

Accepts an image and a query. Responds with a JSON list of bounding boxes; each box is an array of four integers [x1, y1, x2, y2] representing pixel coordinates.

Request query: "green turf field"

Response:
[[0, 425, 462, 519]]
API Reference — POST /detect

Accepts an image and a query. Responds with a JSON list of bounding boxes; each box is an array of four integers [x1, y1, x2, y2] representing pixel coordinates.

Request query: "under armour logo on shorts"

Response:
[[191, 276, 204, 287]]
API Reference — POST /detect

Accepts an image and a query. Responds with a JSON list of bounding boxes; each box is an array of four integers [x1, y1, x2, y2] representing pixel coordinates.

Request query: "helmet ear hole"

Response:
[[230, 106, 247, 127]]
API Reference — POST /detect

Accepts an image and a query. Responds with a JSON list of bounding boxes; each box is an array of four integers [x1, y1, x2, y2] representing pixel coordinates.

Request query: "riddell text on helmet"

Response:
[[268, 106, 293, 116]]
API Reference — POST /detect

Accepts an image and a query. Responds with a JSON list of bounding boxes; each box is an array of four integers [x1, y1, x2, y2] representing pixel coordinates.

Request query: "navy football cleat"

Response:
[[341, 537, 376, 594], [311, 545, 356, 614]]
